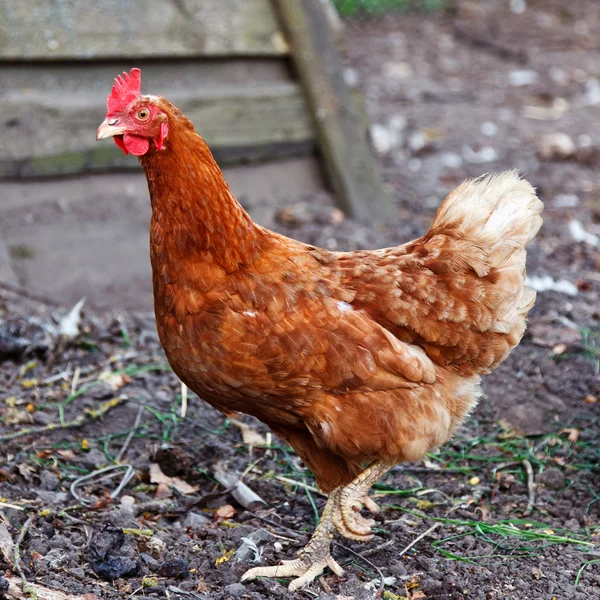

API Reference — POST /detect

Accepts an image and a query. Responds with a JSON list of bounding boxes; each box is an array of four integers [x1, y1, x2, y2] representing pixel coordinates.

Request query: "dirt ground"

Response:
[[1, 1, 599, 599]]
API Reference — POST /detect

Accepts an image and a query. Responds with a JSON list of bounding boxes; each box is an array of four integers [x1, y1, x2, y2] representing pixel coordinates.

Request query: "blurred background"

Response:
[[1, 0, 599, 314]]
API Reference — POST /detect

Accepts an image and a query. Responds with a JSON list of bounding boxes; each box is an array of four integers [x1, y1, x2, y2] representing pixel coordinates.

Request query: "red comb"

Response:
[[107, 68, 142, 115]]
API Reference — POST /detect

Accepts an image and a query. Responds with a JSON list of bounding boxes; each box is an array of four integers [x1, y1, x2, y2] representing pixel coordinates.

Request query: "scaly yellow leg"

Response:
[[242, 489, 344, 592], [332, 461, 391, 541], [242, 462, 391, 591]]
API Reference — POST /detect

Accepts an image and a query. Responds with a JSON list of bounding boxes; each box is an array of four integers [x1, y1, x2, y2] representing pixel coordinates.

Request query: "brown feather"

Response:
[[139, 99, 542, 492]]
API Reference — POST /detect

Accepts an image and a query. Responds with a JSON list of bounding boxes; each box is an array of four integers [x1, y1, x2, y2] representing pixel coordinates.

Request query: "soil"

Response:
[[0, 2, 599, 599]]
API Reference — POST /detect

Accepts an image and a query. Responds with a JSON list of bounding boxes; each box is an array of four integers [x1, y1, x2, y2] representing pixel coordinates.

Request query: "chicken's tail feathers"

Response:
[[432, 170, 543, 252], [428, 171, 543, 339]]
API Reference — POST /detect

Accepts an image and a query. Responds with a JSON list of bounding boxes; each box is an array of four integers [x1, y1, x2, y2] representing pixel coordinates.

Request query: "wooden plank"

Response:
[[0, 0, 287, 60], [272, 0, 394, 222], [0, 82, 315, 178]]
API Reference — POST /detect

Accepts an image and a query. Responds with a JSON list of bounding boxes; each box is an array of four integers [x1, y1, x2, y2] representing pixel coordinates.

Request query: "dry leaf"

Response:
[[411, 592, 427, 600], [3, 407, 33, 425], [98, 371, 132, 391], [214, 504, 236, 521], [551, 343, 567, 355], [231, 419, 267, 446], [559, 428, 580, 443], [584, 395, 598, 404], [17, 463, 36, 481], [155, 482, 172, 499], [531, 566, 544, 580], [57, 449, 77, 461], [149, 463, 199, 495], [0, 523, 14, 566]]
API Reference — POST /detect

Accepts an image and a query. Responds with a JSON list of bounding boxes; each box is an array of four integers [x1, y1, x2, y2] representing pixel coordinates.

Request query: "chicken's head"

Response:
[[96, 68, 168, 156]]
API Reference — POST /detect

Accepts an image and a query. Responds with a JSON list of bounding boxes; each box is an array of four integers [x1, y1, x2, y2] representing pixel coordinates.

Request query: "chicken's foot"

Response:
[[332, 460, 391, 541], [241, 489, 344, 592]]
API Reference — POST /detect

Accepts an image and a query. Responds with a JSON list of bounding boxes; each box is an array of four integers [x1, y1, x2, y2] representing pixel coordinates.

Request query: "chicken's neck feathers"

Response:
[[140, 118, 266, 271]]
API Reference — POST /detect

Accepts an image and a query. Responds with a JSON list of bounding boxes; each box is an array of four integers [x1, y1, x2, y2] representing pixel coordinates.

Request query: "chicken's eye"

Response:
[[136, 108, 150, 121]]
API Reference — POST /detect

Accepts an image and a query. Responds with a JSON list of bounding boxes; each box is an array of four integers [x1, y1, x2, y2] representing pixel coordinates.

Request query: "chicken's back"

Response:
[[335, 171, 543, 377]]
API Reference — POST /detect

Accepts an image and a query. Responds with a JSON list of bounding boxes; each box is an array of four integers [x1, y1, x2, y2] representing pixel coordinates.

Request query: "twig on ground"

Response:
[[397, 522, 441, 557], [115, 403, 145, 463], [213, 464, 267, 510], [358, 538, 395, 558], [70, 366, 81, 397], [70, 464, 135, 506], [13, 515, 34, 599], [245, 512, 307, 541], [180, 382, 188, 418], [522, 459, 536, 515], [272, 475, 324, 496], [0, 502, 24, 512], [0, 397, 125, 442]]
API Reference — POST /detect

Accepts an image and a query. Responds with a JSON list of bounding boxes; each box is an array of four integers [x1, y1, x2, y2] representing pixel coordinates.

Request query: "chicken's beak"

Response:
[[96, 119, 126, 141]]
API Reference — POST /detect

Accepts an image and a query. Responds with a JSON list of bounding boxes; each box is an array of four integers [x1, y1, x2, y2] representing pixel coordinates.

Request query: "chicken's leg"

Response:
[[332, 461, 391, 541], [242, 462, 391, 591], [241, 488, 344, 592]]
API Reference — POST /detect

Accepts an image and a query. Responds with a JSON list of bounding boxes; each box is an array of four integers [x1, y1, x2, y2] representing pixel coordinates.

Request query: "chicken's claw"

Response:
[[242, 554, 344, 592], [333, 491, 378, 541], [242, 490, 343, 591], [331, 462, 390, 541]]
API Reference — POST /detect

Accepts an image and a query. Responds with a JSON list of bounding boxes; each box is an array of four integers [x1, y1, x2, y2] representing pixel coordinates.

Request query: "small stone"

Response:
[[183, 512, 210, 530], [502, 404, 546, 436], [408, 131, 431, 154], [537, 133, 576, 161], [36, 491, 70, 506], [509, 69, 538, 86], [553, 194, 580, 208], [382, 61, 414, 80], [481, 121, 498, 137], [463, 145, 498, 164], [224, 583, 247, 597], [509, 0, 527, 13], [538, 468, 565, 490], [439, 152, 463, 169], [158, 557, 189, 579], [370, 123, 402, 154], [585, 78, 600, 106], [68, 567, 86, 580], [140, 552, 161, 572], [564, 518, 580, 531], [39, 471, 60, 491]]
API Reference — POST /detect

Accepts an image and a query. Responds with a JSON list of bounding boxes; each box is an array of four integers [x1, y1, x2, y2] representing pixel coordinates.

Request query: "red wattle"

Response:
[[113, 136, 128, 154], [122, 134, 150, 156]]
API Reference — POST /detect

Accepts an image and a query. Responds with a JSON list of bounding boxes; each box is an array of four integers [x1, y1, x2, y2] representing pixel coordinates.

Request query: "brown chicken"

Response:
[[97, 69, 543, 591]]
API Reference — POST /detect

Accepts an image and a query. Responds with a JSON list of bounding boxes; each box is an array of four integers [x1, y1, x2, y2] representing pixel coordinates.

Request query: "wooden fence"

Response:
[[0, 0, 392, 220]]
